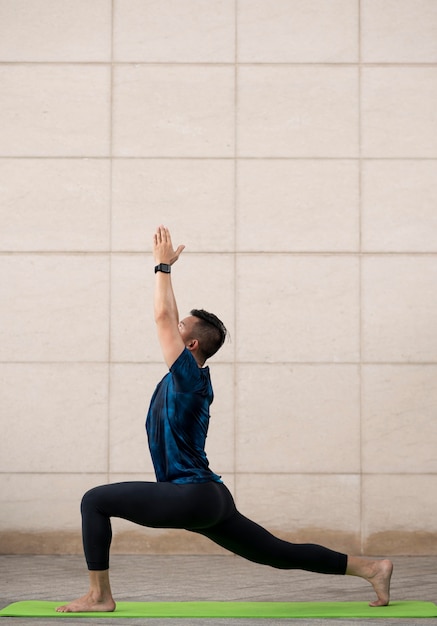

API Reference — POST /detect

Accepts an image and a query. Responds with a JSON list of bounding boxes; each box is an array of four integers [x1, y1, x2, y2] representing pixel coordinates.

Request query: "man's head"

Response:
[[179, 309, 227, 363]]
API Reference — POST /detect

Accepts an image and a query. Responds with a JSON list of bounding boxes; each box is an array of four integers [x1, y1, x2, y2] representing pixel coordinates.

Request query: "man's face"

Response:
[[178, 315, 198, 345]]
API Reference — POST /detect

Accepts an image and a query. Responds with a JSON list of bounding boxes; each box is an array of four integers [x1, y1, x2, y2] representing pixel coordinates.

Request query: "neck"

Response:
[[191, 351, 205, 368]]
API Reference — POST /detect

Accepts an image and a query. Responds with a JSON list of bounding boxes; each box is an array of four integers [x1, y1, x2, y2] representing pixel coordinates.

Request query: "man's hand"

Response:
[[153, 225, 185, 265]]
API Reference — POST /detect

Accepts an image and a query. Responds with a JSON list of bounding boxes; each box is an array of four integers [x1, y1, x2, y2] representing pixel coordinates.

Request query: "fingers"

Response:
[[155, 225, 174, 245], [155, 224, 167, 241], [153, 226, 185, 263]]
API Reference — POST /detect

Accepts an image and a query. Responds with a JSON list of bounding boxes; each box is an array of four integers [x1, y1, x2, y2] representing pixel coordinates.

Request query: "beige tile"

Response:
[[363, 475, 437, 536], [110, 254, 158, 363], [203, 363, 235, 475], [111, 254, 234, 363], [238, 0, 358, 62], [114, 0, 235, 62], [0, 65, 110, 157], [237, 67, 359, 157], [362, 257, 437, 362], [0, 0, 111, 61], [109, 364, 168, 474], [0, 159, 110, 251], [362, 161, 437, 252], [0, 255, 109, 361], [113, 65, 234, 157], [362, 366, 437, 474], [0, 364, 108, 472], [236, 256, 359, 362], [0, 473, 104, 531], [175, 254, 234, 364], [237, 160, 359, 252], [361, 0, 437, 62], [236, 365, 360, 473], [109, 472, 158, 483], [109, 363, 234, 475], [236, 474, 360, 533], [362, 68, 437, 158], [112, 160, 234, 252]]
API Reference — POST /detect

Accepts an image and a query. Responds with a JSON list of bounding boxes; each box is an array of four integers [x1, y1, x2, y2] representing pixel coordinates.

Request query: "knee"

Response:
[[80, 486, 102, 515]]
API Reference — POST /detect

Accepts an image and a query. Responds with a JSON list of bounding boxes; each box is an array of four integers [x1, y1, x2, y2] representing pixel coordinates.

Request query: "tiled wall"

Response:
[[1, 0, 436, 556]]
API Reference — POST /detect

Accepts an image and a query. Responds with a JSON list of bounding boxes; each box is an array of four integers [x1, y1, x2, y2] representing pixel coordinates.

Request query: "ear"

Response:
[[186, 338, 199, 352]]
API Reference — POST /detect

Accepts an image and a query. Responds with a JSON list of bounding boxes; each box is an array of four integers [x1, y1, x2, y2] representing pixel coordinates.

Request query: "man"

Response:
[[57, 226, 392, 613]]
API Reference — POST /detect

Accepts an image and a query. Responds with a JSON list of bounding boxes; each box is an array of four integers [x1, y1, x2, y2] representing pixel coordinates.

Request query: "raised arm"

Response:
[[153, 225, 186, 368]]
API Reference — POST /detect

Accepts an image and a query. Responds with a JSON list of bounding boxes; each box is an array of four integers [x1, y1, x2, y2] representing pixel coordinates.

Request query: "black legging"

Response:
[[81, 481, 347, 575]]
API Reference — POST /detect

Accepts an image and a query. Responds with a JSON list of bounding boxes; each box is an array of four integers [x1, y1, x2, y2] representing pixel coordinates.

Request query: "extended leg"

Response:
[[196, 510, 392, 606], [197, 510, 347, 574]]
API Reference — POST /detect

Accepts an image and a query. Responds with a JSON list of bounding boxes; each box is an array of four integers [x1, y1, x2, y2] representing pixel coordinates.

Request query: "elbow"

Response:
[[154, 308, 166, 324]]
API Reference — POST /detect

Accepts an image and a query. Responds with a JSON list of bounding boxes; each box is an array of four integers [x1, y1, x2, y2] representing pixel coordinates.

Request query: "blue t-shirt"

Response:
[[146, 348, 222, 484]]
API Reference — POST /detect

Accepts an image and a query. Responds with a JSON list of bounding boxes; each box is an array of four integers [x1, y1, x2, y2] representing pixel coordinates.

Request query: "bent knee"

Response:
[[80, 485, 105, 514]]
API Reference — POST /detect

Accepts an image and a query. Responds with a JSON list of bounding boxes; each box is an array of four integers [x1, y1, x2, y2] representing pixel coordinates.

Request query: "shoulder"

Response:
[[171, 348, 200, 377], [171, 349, 211, 393]]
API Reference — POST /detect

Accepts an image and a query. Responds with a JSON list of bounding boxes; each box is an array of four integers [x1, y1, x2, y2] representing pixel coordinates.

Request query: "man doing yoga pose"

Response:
[[57, 225, 393, 613]]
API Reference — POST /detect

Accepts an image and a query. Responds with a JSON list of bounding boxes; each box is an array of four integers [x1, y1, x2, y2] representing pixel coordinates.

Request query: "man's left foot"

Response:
[[56, 591, 116, 613]]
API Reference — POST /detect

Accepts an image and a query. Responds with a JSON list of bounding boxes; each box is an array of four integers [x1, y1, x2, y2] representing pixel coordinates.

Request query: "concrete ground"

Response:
[[1, 555, 436, 625]]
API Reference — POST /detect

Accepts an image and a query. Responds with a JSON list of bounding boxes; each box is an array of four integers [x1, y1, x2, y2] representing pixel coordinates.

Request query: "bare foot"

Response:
[[56, 591, 116, 613], [366, 559, 393, 607]]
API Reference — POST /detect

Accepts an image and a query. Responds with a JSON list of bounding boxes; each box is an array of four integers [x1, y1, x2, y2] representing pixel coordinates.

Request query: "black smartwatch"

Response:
[[154, 263, 171, 274]]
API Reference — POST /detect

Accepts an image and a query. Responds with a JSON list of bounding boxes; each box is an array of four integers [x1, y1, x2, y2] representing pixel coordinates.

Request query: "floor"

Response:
[[1, 555, 436, 625]]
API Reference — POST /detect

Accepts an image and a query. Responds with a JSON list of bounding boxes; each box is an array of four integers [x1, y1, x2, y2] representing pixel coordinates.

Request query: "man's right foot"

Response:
[[366, 559, 393, 607]]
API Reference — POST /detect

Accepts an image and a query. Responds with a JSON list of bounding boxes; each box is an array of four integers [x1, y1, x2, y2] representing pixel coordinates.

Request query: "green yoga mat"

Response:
[[1, 600, 436, 619]]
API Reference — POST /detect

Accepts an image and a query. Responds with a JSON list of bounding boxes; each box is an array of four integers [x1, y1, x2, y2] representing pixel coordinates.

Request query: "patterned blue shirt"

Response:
[[146, 348, 222, 484]]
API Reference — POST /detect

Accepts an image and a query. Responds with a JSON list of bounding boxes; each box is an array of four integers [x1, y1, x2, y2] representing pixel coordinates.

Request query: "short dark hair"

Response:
[[190, 309, 227, 361]]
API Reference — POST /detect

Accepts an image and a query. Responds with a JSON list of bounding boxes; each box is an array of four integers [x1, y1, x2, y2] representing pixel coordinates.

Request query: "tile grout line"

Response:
[[1, 60, 437, 66], [2, 360, 437, 366], [232, 0, 238, 502], [106, 0, 115, 482], [2, 251, 437, 256], [3, 470, 436, 476], [358, 0, 364, 556], [1, 156, 437, 161]]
